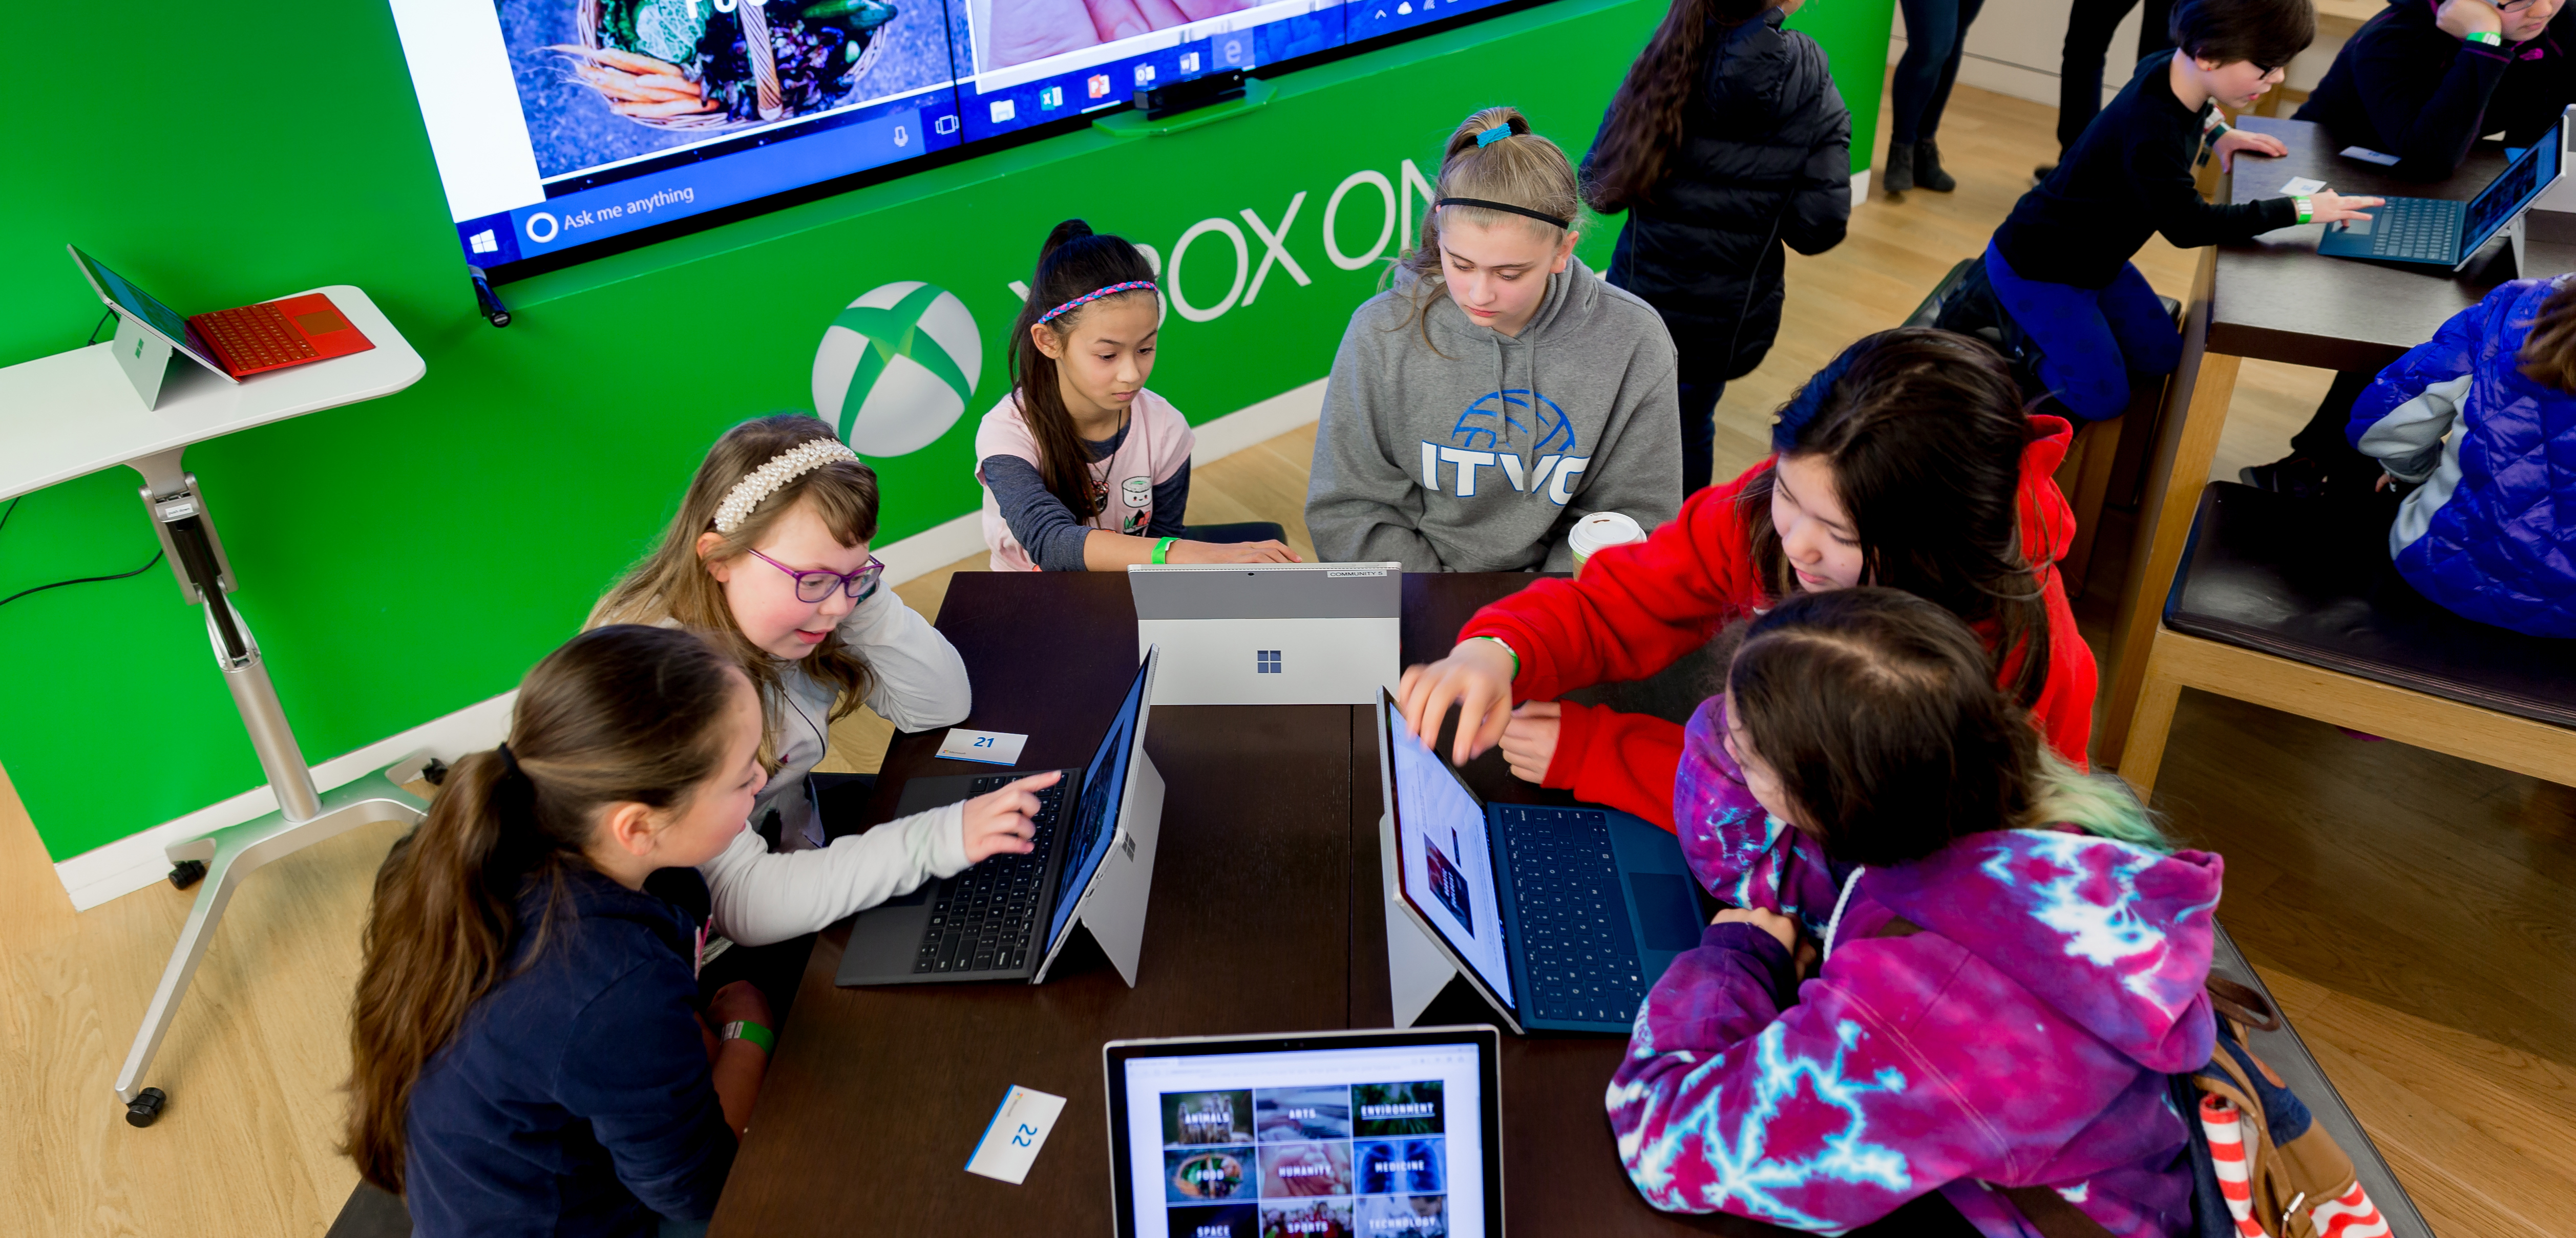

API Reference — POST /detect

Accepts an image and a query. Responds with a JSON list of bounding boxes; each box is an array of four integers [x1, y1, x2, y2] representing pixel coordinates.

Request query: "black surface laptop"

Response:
[[835, 647, 1155, 986], [1376, 691, 1708, 1035]]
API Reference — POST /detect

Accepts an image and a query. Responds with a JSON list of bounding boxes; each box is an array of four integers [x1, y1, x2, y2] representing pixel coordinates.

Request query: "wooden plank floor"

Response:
[[4, 81, 2568, 1237]]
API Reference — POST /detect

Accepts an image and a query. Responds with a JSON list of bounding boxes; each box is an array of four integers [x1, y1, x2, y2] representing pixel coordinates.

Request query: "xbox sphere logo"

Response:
[[812, 282, 982, 457]]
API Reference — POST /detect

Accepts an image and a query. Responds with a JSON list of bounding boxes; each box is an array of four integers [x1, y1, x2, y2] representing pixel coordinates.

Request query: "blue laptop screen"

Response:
[[2463, 120, 2562, 253], [1047, 655, 1150, 949], [1383, 702, 1514, 1010]]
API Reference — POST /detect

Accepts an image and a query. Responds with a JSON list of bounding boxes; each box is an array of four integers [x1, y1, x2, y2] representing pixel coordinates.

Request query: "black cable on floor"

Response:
[[0, 550, 165, 611]]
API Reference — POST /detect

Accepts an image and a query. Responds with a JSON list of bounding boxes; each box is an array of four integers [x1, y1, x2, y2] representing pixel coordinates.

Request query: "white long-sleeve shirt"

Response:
[[708, 585, 974, 945]]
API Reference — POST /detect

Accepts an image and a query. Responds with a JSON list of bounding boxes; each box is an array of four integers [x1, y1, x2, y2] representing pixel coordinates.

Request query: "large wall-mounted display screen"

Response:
[[391, 0, 1526, 278]]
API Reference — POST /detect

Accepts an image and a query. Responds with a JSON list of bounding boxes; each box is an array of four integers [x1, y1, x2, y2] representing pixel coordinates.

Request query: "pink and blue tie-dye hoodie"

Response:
[[1606, 697, 2223, 1236]]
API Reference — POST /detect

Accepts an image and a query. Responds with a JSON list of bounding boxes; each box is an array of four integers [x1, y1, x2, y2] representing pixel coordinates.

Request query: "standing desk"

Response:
[[2095, 117, 2576, 764], [0, 288, 429, 1123]]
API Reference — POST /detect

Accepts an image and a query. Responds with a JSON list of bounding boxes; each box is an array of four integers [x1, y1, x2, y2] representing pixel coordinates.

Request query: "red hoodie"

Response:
[[1459, 415, 2096, 830]]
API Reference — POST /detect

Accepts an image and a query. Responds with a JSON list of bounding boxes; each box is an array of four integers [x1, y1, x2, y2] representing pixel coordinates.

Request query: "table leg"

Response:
[[2098, 247, 2241, 767]]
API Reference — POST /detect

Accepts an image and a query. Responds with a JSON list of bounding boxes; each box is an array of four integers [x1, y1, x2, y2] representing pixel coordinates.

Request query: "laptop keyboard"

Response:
[[194, 303, 318, 372], [913, 774, 1066, 974], [2366, 198, 2458, 261], [1499, 806, 1646, 1024]]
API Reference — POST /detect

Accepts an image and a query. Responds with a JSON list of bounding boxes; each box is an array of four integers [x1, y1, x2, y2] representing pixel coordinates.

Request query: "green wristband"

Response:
[[1152, 536, 1176, 565], [1471, 634, 1519, 679], [722, 1019, 775, 1054], [2294, 196, 2314, 225], [2466, 29, 2503, 46]]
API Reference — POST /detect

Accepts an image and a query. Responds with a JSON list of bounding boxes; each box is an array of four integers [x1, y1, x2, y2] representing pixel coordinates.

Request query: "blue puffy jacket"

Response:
[[2348, 277, 2576, 637]]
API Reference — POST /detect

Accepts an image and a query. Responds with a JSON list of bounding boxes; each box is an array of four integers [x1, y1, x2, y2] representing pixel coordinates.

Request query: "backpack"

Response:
[[1873, 919, 2391, 1238]]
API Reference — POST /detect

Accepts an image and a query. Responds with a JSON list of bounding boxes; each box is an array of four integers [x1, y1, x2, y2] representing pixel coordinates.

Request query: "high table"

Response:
[[710, 571, 1820, 1237], [2095, 116, 2576, 764]]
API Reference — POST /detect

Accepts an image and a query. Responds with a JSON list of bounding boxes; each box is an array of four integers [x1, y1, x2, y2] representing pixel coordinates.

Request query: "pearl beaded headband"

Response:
[[711, 438, 859, 534]]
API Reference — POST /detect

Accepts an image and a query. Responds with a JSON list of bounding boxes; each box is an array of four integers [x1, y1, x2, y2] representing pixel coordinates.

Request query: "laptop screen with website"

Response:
[[1046, 653, 1151, 950], [2462, 117, 2562, 254], [1112, 1036, 1493, 1238], [1381, 698, 1514, 1012]]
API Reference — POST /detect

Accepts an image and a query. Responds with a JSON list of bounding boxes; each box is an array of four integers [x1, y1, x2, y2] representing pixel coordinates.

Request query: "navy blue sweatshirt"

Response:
[[1994, 52, 2300, 288], [2297, 0, 2576, 181], [404, 866, 735, 1238]]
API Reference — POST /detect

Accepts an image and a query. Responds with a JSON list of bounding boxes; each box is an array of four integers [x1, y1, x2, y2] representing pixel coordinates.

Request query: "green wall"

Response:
[[0, 0, 1889, 866]]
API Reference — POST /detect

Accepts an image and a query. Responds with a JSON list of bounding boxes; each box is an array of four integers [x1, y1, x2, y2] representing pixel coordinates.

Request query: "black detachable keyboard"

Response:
[[913, 774, 1067, 974], [2368, 198, 2459, 261], [1498, 806, 1645, 1023]]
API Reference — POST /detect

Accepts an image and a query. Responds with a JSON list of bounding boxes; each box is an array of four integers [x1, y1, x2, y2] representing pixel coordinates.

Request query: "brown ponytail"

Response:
[[1586, 0, 1781, 212], [2518, 276, 2576, 393], [1008, 218, 1158, 521], [344, 624, 746, 1193]]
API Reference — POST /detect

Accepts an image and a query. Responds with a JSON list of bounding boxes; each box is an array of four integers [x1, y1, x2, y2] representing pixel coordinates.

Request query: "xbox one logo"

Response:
[[811, 282, 982, 457]]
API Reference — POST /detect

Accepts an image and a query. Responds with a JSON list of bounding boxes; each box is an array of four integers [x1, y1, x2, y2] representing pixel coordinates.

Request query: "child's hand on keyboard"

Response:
[[962, 771, 1061, 863], [2306, 190, 2385, 225]]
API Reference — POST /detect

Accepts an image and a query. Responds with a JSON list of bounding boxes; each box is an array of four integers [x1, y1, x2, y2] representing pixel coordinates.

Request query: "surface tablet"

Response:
[[1104, 1027, 1504, 1238]]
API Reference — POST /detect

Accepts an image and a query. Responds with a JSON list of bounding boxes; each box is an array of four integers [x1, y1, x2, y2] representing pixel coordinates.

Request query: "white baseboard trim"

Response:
[[1851, 168, 1873, 203], [55, 379, 1332, 911], [55, 691, 519, 911]]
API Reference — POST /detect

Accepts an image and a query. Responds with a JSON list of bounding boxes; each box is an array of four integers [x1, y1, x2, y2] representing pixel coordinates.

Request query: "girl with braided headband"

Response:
[[976, 218, 1299, 570]]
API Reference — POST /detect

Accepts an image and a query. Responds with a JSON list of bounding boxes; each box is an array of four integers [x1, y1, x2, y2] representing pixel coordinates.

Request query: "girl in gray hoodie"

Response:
[[1305, 106, 1684, 572]]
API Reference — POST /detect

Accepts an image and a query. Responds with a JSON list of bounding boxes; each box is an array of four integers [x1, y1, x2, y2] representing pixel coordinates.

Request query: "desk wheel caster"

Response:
[[168, 860, 206, 890], [125, 1087, 168, 1127]]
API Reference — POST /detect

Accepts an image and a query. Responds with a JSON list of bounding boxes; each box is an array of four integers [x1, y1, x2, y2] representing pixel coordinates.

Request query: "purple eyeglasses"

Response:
[[747, 548, 884, 604]]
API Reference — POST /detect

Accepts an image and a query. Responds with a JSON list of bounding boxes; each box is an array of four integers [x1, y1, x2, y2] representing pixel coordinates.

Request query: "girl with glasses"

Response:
[[591, 414, 1055, 1021]]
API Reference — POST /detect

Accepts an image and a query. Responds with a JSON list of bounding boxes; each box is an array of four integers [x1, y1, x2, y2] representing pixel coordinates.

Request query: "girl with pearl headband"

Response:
[[591, 415, 1055, 1018]]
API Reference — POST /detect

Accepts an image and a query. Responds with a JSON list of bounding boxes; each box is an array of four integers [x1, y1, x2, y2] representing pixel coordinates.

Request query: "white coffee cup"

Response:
[[1567, 511, 1647, 574]]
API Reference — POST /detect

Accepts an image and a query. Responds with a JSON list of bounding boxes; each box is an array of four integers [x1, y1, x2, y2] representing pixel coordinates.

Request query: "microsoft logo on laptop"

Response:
[[812, 281, 982, 457], [1256, 650, 1282, 674]]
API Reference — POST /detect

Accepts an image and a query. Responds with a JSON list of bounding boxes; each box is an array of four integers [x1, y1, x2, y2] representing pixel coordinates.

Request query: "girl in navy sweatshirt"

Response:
[[343, 624, 1055, 1236], [1955, 0, 2380, 421]]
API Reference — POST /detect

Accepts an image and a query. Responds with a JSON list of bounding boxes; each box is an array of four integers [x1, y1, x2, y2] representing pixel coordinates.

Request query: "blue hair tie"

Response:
[[1475, 125, 1512, 147], [1773, 343, 1863, 451]]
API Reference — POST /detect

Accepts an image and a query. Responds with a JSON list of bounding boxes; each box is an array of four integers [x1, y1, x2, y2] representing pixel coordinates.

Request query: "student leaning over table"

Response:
[[1397, 329, 2097, 831], [591, 415, 1054, 1012], [1304, 105, 1684, 572], [1607, 589, 2221, 1237]]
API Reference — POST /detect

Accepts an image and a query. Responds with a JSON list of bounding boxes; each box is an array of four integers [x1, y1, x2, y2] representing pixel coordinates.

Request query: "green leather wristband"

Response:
[[1152, 537, 1176, 565], [722, 1019, 775, 1054]]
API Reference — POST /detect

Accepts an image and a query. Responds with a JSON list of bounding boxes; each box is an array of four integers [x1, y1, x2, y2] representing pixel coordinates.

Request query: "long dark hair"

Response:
[[2519, 275, 2576, 393], [590, 414, 879, 767], [1728, 588, 2166, 866], [1585, 0, 1779, 212], [1740, 327, 2055, 706], [1008, 219, 1157, 521], [344, 625, 746, 1193]]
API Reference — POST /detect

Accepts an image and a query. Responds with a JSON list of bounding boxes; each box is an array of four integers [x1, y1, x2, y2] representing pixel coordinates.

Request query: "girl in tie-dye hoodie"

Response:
[[1607, 588, 2222, 1236]]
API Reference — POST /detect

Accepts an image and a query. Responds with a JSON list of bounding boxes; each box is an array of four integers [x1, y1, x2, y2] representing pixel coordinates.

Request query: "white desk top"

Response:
[[0, 285, 425, 502]]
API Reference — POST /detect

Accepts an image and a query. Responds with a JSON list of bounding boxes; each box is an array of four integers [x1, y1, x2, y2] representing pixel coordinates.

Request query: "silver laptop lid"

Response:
[[1127, 562, 1401, 621]]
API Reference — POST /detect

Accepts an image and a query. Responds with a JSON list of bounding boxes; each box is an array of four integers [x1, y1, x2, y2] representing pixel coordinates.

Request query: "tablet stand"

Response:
[[0, 285, 428, 1127], [1379, 811, 1460, 1027], [1034, 752, 1166, 986]]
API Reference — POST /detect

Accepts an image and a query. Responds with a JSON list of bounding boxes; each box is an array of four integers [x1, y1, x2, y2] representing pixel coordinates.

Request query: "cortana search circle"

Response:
[[525, 212, 560, 244]]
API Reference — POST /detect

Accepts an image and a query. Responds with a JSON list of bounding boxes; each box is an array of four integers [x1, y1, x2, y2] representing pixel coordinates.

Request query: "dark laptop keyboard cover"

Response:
[[1499, 806, 1646, 1023], [2366, 198, 2462, 261], [915, 775, 1066, 974]]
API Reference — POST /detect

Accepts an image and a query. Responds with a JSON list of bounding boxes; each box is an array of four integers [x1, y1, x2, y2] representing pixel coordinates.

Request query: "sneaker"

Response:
[[1915, 140, 1957, 192], [1882, 144, 1915, 195]]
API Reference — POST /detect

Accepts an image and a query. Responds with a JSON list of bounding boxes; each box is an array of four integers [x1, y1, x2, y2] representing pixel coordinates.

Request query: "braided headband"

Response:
[[1038, 280, 1158, 326], [712, 438, 860, 533], [1435, 197, 1572, 230]]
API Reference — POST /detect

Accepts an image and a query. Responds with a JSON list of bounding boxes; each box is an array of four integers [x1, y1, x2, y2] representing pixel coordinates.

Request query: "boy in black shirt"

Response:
[[1958, 0, 2379, 420]]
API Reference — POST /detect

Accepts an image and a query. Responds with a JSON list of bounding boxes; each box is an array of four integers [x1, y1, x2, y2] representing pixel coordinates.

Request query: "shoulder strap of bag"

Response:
[[1998, 1184, 2122, 1238]]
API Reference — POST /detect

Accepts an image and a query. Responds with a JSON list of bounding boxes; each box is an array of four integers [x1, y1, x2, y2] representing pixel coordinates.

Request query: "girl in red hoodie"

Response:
[[1397, 326, 2096, 829]]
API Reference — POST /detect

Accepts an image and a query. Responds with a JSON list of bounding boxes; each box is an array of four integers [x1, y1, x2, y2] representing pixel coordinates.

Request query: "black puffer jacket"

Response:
[[1592, 8, 1852, 383]]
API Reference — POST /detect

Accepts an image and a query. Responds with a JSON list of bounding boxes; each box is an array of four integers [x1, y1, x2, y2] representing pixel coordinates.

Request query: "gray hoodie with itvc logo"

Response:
[[1304, 256, 1682, 573]]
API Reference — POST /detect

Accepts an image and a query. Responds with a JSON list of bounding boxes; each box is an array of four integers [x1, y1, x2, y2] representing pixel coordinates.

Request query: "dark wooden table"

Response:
[[708, 571, 1787, 1237], [2095, 115, 2576, 765]]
